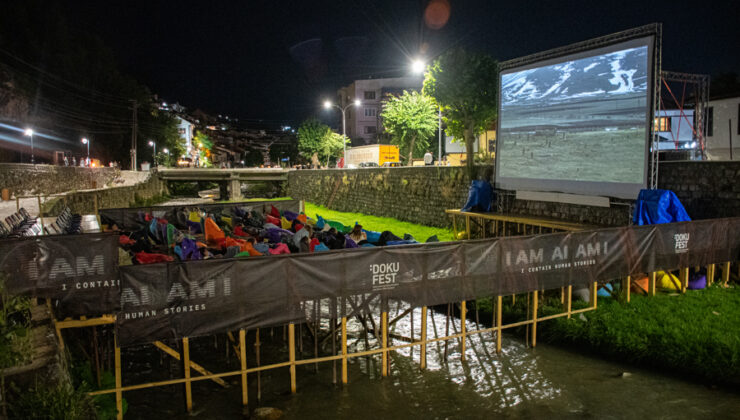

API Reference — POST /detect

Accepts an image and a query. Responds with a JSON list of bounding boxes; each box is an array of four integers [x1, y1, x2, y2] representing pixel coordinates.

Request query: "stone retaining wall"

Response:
[[286, 161, 740, 228], [0, 163, 119, 196], [42, 172, 169, 216], [658, 161, 740, 220]]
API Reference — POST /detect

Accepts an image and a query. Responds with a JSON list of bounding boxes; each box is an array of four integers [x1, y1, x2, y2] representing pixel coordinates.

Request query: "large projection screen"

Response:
[[496, 36, 655, 199]]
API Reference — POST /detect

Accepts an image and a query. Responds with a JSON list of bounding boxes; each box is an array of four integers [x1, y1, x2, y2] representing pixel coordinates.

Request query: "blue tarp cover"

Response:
[[461, 180, 493, 213], [633, 189, 691, 225]]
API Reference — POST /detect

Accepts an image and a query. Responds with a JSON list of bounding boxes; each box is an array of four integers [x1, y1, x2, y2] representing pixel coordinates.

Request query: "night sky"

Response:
[[66, 0, 739, 127]]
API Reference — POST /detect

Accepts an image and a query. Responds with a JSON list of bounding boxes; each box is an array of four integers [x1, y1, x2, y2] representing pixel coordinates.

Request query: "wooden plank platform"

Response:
[[445, 209, 599, 239]]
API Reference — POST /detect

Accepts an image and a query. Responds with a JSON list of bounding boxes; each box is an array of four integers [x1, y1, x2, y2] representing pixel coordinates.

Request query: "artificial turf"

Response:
[[304, 202, 455, 242]]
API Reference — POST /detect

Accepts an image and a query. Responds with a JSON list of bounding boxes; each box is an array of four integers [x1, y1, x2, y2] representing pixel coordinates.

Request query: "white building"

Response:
[[704, 95, 740, 160], [337, 77, 422, 144], [654, 109, 697, 151], [176, 116, 195, 156]]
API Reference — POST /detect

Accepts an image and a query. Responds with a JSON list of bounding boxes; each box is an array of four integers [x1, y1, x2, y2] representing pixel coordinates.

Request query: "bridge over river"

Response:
[[157, 167, 290, 199]]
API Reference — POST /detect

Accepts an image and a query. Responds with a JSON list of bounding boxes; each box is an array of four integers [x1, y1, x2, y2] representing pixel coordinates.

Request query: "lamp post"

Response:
[[81, 138, 90, 165], [148, 140, 156, 167], [411, 59, 442, 165], [324, 98, 360, 167], [24, 128, 34, 164]]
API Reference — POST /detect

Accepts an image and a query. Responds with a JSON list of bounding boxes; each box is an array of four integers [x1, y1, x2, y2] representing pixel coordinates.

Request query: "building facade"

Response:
[[704, 95, 740, 160], [337, 77, 422, 145], [176, 116, 195, 156]]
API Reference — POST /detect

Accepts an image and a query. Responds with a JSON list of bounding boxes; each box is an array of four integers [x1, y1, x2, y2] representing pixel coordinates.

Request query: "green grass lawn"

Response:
[[304, 202, 455, 242], [537, 284, 740, 385]]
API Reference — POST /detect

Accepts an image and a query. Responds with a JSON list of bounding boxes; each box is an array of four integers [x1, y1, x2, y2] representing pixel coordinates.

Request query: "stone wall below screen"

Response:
[[287, 161, 740, 228]]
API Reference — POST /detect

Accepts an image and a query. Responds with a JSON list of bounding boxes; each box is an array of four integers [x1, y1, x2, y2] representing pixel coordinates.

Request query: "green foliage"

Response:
[[423, 48, 499, 173], [71, 361, 128, 420], [297, 118, 348, 166], [193, 131, 214, 167], [8, 381, 97, 420], [0, 274, 31, 369], [304, 202, 454, 242], [380, 91, 438, 164]]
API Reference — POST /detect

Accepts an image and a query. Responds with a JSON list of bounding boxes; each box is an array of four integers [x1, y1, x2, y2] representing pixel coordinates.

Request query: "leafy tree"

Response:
[[297, 118, 347, 167], [423, 48, 499, 174], [193, 131, 213, 167], [380, 91, 438, 165], [320, 131, 346, 167]]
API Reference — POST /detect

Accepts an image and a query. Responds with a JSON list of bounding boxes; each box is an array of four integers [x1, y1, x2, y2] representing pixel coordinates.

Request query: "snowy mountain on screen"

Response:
[[502, 46, 648, 104]]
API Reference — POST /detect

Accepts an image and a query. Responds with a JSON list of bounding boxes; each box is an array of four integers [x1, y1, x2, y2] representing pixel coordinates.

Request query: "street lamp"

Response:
[[148, 140, 156, 166], [24, 128, 34, 164], [411, 59, 442, 165], [324, 98, 361, 167], [81, 138, 90, 164]]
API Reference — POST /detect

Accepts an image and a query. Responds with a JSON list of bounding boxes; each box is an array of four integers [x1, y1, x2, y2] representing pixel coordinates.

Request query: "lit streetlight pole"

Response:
[[24, 128, 34, 164], [148, 140, 156, 167], [324, 98, 360, 167], [411, 59, 442, 165], [81, 137, 90, 164]]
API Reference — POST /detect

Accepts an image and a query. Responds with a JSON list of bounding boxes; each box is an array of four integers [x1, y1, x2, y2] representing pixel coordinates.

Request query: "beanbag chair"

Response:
[[205, 217, 226, 243], [135, 251, 174, 264], [631, 276, 649, 295], [221, 216, 233, 228], [119, 235, 136, 246], [377, 231, 401, 246], [426, 235, 439, 243], [235, 251, 251, 258], [270, 205, 281, 219], [118, 248, 133, 266], [233, 226, 250, 237], [688, 271, 706, 290], [293, 228, 311, 249], [327, 220, 348, 233], [264, 214, 280, 226], [386, 240, 416, 246], [658, 270, 682, 291], [254, 242, 270, 255], [283, 211, 298, 221], [597, 282, 614, 298], [189, 211, 201, 223], [363, 229, 381, 244], [297, 214, 308, 224], [309, 238, 319, 252], [315, 215, 326, 229], [281, 217, 292, 230], [187, 220, 202, 234], [269, 243, 291, 255], [344, 236, 358, 248], [314, 243, 330, 252]]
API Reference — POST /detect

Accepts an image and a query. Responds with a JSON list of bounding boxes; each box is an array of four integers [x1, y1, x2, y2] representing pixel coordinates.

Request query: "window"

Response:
[[364, 126, 377, 134], [178, 128, 186, 135], [653, 117, 671, 132], [364, 91, 376, 100], [364, 107, 376, 117], [706, 107, 714, 136]]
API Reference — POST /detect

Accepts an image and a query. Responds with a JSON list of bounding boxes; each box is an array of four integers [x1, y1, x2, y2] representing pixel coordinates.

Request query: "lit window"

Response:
[[178, 128, 186, 134], [364, 126, 377, 134], [364, 107, 376, 117], [653, 117, 671, 132], [364, 91, 376, 100]]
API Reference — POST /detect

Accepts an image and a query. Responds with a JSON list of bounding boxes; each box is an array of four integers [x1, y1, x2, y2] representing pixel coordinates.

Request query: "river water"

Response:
[[124, 306, 740, 419]]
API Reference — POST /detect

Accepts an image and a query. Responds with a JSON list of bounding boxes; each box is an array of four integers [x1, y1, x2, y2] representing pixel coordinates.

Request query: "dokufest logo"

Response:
[[674, 233, 690, 254], [370, 262, 400, 291]]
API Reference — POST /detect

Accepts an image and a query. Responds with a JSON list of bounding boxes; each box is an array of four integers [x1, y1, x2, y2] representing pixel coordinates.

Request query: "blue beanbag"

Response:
[[314, 243, 330, 252], [363, 229, 381, 244]]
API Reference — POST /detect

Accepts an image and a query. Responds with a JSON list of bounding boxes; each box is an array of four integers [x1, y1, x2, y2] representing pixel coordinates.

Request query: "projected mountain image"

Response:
[[498, 45, 649, 184]]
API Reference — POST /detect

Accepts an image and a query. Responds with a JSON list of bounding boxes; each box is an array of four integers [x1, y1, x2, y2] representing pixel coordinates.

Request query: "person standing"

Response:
[[63, 155, 69, 166], [72, 156, 77, 167], [424, 150, 433, 166]]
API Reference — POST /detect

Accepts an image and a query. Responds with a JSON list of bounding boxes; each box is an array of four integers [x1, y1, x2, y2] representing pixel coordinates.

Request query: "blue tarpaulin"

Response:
[[633, 189, 691, 225], [461, 180, 493, 213]]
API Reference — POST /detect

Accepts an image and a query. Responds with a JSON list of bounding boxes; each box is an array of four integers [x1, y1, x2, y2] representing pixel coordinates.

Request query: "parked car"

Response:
[[358, 162, 380, 168], [177, 157, 193, 167], [381, 161, 402, 167]]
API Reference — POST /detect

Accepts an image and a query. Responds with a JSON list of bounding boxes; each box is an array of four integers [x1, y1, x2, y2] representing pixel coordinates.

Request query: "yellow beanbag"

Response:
[[281, 217, 292, 230], [658, 270, 681, 291]]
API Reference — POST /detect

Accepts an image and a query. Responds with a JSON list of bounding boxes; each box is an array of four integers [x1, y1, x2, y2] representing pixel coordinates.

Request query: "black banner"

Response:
[[116, 218, 740, 346], [99, 199, 301, 230], [0, 233, 120, 317]]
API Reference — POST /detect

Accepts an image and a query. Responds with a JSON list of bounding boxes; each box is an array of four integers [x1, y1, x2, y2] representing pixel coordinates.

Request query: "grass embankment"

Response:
[[304, 202, 455, 242], [539, 285, 740, 384]]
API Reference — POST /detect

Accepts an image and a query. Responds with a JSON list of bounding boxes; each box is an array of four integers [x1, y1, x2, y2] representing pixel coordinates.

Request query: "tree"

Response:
[[380, 91, 438, 165], [423, 48, 499, 174], [297, 118, 328, 165], [193, 131, 213, 167], [297, 118, 347, 167]]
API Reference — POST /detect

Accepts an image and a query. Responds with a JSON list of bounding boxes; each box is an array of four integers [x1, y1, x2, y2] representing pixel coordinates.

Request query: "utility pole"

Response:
[[130, 99, 138, 171]]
